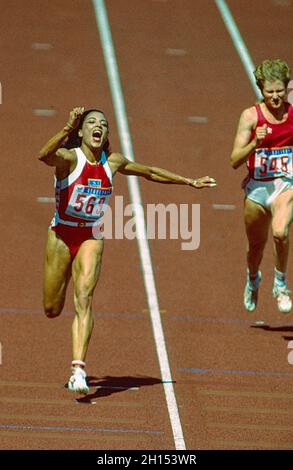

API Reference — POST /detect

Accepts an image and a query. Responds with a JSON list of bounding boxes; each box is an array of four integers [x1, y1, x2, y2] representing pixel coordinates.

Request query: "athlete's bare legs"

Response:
[[271, 189, 293, 272], [244, 198, 271, 276], [270, 189, 293, 313], [243, 198, 271, 311], [71, 238, 104, 362], [67, 238, 104, 394], [43, 229, 72, 318]]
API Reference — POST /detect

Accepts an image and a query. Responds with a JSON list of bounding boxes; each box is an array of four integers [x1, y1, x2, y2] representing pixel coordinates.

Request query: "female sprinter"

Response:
[[231, 59, 293, 314], [39, 107, 216, 394]]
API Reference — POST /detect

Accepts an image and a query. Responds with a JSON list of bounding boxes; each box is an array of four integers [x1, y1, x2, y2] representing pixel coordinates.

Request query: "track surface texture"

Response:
[[1, 0, 293, 450]]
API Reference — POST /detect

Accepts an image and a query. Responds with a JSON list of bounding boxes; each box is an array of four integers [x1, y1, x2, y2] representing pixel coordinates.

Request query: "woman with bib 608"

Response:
[[231, 59, 293, 314]]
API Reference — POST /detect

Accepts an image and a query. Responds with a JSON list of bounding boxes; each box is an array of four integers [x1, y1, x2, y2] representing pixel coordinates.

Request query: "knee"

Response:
[[43, 301, 63, 319], [74, 286, 93, 309], [272, 227, 289, 243]]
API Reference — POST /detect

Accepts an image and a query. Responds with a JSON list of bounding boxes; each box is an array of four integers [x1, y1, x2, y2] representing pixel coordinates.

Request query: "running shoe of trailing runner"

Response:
[[273, 285, 292, 314], [243, 271, 262, 312]]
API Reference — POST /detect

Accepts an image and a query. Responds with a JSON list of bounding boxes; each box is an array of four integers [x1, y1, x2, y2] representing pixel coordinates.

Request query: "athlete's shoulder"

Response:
[[108, 151, 126, 162], [239, 106, 258, 128], [107, 152, 130, 176], [108, 152, 128, 167], [242, 105, 257, 121]]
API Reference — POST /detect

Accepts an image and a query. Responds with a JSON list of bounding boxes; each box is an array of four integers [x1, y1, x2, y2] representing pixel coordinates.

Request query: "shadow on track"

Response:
[[251, 324, 293, 342], [71, 375, 170, 404], [251, 324, 293, 333]]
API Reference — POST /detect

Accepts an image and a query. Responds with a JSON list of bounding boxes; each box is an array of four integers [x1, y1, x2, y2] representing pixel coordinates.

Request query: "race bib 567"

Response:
[[253, 147, 293, 180], [66, 185, 112, 220]]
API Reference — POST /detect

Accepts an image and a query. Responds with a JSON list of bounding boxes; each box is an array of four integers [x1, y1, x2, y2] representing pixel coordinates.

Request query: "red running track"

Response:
[[0, 0, 293, 450]]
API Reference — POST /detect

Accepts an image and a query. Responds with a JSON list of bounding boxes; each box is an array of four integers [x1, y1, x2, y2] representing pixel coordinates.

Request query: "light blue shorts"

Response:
[[243, 177, 293, 210]]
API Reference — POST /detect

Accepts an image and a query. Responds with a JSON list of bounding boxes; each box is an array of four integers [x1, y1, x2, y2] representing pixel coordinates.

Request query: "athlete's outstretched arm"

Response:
[[111, 153, 216, 189], [38, 107, 84, 167]]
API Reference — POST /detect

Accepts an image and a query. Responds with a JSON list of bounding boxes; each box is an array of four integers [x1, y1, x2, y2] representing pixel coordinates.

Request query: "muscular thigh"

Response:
[[271, 188, 293, 233], [44, 228, 72, 301], [244, 197, 271, 244], [72, 239, 104, 293]]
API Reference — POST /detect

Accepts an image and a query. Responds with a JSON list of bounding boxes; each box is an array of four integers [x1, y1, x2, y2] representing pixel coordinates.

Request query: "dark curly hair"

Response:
[[61, 108, 111, 153]]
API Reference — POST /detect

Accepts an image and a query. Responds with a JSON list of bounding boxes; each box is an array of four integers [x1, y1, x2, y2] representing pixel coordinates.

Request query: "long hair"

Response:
[[61, 108, 111, 153]]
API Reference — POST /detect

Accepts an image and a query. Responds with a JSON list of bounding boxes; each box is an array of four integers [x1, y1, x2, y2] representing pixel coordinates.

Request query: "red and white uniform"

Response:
[[51, 147, 112, 258], [243, 103, 293, 209]]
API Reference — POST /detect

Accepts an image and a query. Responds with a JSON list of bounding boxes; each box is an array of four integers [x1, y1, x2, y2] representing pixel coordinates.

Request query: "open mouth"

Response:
[[92, 129, 102, 142]]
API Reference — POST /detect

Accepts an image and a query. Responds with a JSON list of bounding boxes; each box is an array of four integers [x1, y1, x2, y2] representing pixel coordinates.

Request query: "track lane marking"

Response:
[[92, 0, 185, 450], [215, 0, 262, 99], [37, 197, 55, 203], [0, 423, 163, 435], [209, 422, 293, 432], [0, 379, 138, 391], [215, 439, 293, 449], [0, 430, 136, 442], [180, 367, 293, 378], [204, 405, 293, 415], [0, 413, 144, 425], [33, 109, 56, 117], [212, 204, 236, 210], [200, 389, 293, 399], [0, 397, 142, 407]]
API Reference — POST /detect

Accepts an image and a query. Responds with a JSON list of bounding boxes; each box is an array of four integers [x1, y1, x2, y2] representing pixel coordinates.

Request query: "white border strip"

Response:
[[215, 0, 262, 100], [92, 0, 186, 450]]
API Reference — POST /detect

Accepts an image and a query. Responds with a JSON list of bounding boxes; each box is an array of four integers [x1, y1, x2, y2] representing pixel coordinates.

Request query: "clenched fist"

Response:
[[255, 123, 268, 146]]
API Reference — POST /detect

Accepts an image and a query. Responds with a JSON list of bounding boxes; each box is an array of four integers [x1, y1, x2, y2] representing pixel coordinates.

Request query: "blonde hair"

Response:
[[254, 59, 291, 91]]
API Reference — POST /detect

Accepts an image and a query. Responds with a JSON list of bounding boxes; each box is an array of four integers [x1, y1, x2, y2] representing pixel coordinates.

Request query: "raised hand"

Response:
[[66, 107, 85, 130]]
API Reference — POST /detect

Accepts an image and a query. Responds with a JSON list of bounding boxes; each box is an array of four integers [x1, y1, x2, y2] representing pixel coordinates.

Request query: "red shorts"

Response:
[[51, 224, 101, 259]]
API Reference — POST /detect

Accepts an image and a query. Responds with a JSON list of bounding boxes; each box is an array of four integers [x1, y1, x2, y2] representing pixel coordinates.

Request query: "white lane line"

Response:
[[212, 204, 236, 210], [37, 197, 55, 203], [272, 0, 291, 5], [33, 109, 56, 117], [166, 48, 187, 56], [92, 0, 186, 451], [31, 43, 53, 50], [215, 0, 262, 100], [187, 116, 208, 124]]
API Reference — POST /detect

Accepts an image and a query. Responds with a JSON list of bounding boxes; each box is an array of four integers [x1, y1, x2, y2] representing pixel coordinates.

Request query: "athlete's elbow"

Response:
[[230, 155, 240, 169], [38, 150, 55, 166], [38, 153, 46, 162], [38, 148, 49, 161]]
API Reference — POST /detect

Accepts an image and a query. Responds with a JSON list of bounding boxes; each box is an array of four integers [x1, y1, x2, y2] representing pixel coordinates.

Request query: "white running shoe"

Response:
[[273, 286, 292, 313], [68, 367, 89, 394], [243, 271, 261, 312]]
